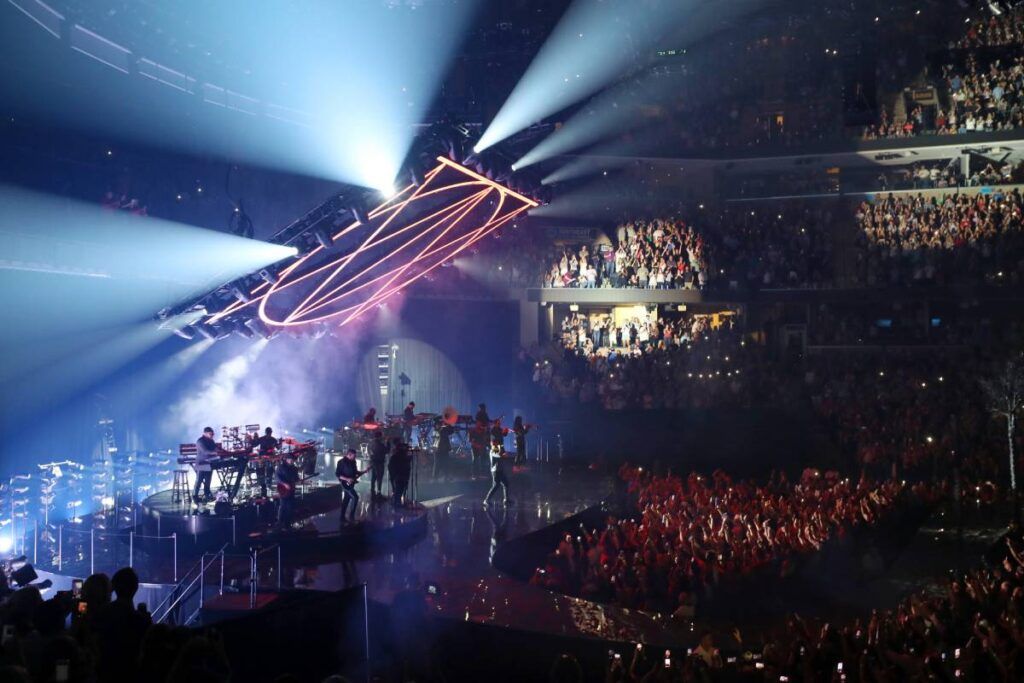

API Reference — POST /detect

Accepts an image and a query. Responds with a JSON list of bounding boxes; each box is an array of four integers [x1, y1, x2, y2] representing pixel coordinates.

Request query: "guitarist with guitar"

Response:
[[335, 448, 369, 523], [275, 452, 300, 528]]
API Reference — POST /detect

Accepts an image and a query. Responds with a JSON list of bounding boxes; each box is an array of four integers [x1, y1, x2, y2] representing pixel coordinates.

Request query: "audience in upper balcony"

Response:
[[854, 189, 1024, 287], [481, 182, 1024, 294], [940, 53, 1024, 134], [865, 7, 1024, 141], [704, 204, 836, 289], [956, 8, 1024, 48], [540, 217, 707, 290]]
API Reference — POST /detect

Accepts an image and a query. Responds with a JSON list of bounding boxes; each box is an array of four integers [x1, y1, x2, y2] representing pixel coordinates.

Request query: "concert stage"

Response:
[[137, 482, 428, 555], [28, 464, 688, 672]]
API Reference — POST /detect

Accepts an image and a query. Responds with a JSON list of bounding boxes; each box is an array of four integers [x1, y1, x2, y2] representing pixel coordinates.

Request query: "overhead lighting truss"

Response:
[[207, 157, 537, 329]]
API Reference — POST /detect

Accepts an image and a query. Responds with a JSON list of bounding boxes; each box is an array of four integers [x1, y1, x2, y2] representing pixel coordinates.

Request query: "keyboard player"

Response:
[[194, 427, 217, 501]]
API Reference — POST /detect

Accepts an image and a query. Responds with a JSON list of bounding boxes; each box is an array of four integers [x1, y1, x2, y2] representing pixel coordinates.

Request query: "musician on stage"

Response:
[[402, 401, 416, 444], [363, 407, 377, 425], [434, 420, 454, 481], [335, 448, 368, 524], [483, 436, 513, 508], [255, 427, 279, 498], [475, 403, 490, 425], [490, 418, 509, 452], [469, 419, 489, 480], [275, 452, 300, 528], [369, 430, 389, 500], [388, 438, 412, 508], [512, 416, 532, 466], [193, 427, 217, 501]]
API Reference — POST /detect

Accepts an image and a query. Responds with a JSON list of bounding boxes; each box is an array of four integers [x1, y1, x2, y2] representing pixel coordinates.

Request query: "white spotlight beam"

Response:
[[516, 0, 763, 169], [105, 332, 216, 417], [0, 185, 296, 338], [542, 152, 634, 185], [7, 321, 178, 422], [476, 0, 700, 153], [4, 3, 476, 192]]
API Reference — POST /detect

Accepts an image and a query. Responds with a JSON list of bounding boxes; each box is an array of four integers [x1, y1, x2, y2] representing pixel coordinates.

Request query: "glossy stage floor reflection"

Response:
[[293, 468, 683, 645]]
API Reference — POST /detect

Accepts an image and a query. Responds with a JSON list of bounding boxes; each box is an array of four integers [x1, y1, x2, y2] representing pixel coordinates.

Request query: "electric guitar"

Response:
[[337, 468, 369, 487]]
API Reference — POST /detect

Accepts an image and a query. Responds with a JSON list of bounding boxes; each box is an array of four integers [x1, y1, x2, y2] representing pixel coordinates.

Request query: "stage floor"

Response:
[[291, 466, 688, 646]]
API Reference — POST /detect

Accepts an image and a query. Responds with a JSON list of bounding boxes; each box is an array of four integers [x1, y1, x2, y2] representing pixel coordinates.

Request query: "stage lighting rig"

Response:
[[350, 199, 370, 226], [229, 280, 252, 303], [259, 268, 279, 286], [196, 323, 219, 341], [313, 226, 335, 250], [173, 325, 197, 341], [232, 320, 255, 339], [193, 155, 537, 330], [244, 318, 276, 340], [161, 118, 543, 336]]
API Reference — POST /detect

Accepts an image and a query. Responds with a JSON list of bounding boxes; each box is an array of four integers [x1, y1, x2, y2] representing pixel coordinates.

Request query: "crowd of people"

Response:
[[526, 328, 1020, 680], [531, 466, 910, 615], [874, 160, 965, 192], [957, 7, 1024, 49], [532, 308, 1017, 492], [861, 105, 929, 140], [864, 6, 1024, 141], [703, 204, 836, 290], [0, 566, 233, 682], [745, 535, 1024, 683], [521, 188, 1024, 293], [853, 189, 1024, 287], [803, 350, 1007, 483], [528, 315, 764, 411], [540, 218, 708, 290], [939, 52, 1024, 135], [653, 533, 1024, 683], [529, 202, 838, 293], [556, 312, 715, 360]]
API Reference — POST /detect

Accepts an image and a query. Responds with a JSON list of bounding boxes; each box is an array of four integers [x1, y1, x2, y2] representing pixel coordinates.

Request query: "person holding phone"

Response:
[[693, 630, 723, 670]]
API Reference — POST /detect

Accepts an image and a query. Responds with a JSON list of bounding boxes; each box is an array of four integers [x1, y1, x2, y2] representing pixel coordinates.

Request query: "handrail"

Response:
[[59, 528, 179, 540], [152, 542, 229, 624]]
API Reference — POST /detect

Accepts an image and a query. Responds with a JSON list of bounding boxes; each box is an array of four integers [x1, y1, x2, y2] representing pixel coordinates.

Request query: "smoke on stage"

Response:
[[164, 333, 361, 439]]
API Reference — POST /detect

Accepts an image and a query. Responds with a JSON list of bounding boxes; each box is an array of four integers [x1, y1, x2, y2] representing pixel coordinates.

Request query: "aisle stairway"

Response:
[[830, 198, 862, 287]]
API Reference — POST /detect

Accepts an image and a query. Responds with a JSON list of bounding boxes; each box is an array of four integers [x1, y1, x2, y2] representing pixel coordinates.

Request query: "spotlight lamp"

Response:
[[244, 318, 272, 340], [233, 320, 255, 339], [259, 268, 279, 286], [196, 323, 218, 341], [351, 200, 370, 226], [409, 165, 425, 188], [173, 325, 196, 341], [313, 226, 334, 250], [230, 282, 252, 303]]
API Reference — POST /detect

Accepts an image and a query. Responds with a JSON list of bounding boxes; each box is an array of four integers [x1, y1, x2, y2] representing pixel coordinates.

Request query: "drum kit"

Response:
[[337, 408, 483, 459]]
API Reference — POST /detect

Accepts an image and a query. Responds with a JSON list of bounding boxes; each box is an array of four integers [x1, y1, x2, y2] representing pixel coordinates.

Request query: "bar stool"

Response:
[[171, 469, 192, 505], [245, 460, 263, 497]]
